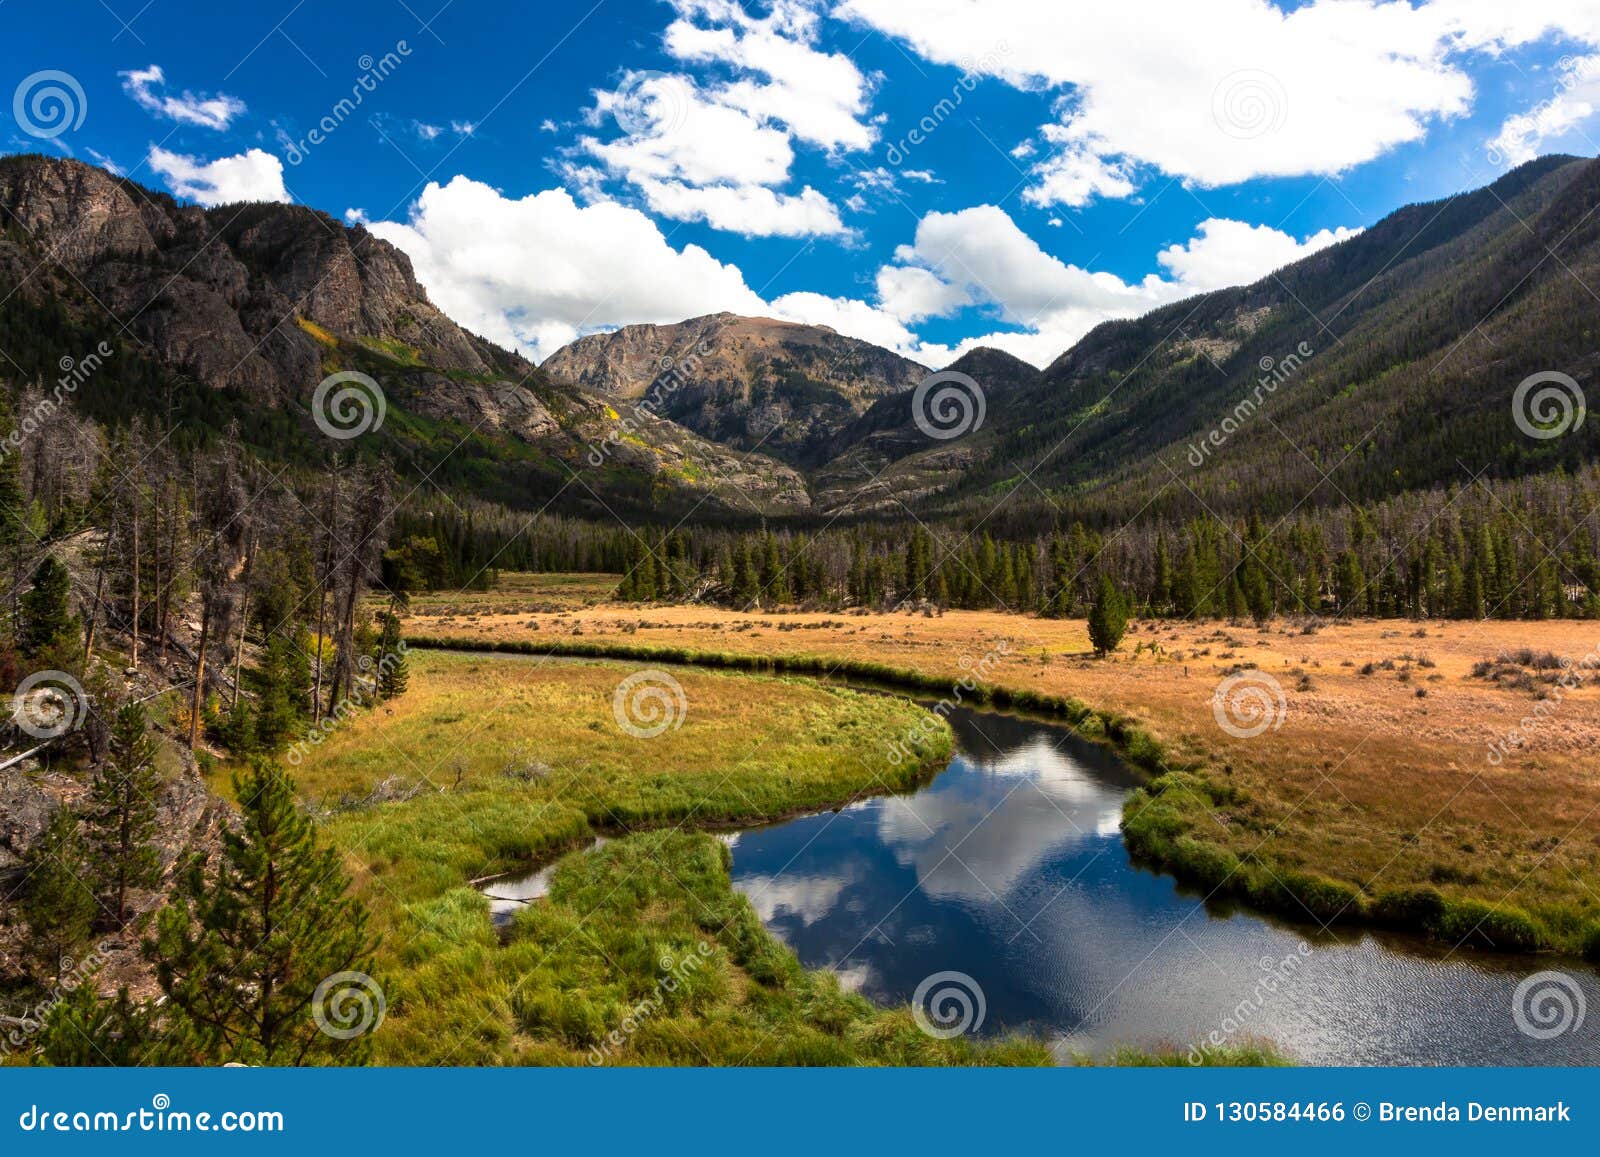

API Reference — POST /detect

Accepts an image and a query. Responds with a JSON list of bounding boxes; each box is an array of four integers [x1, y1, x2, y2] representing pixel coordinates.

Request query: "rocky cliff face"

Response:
[[542, 312, 930, 466], [0, 156, 812, 516], [0, 155, 512, 401]]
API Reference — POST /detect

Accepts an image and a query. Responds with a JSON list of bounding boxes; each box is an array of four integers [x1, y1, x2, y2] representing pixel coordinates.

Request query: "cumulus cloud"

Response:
[[119, 65, 245, 130], [768, 290, 952, 364], [1489, 53, 1600, 165], [873, 204, 1356, 365], [575, 0, 870, 237], [366, 175, 767, 361], [664, 0, 874, 151], [1155, 218, 1360, 293], [631, 178, 847, 237], [147, 147, 290, 207], [367, 172, 1361, 371], [838, 0, 1600, 206], [875, 263, 971, 323]]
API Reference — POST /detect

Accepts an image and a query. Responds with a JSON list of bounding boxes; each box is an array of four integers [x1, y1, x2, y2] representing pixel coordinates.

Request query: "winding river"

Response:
[[482, 677, 1599, 1065]]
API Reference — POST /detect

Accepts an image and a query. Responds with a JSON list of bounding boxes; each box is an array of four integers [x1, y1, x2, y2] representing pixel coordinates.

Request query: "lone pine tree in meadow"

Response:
[[1087, 574, 1130, 657]]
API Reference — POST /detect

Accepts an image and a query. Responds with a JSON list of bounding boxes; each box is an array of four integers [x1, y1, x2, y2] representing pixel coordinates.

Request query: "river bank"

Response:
[[401, 601, 1600, 960]]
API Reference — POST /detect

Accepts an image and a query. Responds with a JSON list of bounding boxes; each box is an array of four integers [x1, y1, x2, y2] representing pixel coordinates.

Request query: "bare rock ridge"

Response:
[[541, 312, 931, 466], [0, 154, 809, 516]]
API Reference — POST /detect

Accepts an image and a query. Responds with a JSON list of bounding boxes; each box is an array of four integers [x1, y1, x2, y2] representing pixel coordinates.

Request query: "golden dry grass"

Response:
[[402, 584, 1600, 945]]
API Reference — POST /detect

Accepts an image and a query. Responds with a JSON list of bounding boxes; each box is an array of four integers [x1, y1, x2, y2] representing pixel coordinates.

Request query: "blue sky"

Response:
[[6, 0, 1600, 366]]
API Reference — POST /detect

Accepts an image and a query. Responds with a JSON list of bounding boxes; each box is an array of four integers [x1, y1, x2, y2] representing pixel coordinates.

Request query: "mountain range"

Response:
[[1, 152, 1596, 528]]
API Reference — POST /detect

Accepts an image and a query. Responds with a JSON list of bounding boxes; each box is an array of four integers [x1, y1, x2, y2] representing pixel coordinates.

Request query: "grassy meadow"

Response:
[[397, 577, 1600, 958], [291, 649, 1061, 1064]]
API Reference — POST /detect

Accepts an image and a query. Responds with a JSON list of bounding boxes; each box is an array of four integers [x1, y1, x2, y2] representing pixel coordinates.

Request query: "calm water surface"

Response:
[[723, 705, 1600, 1065]]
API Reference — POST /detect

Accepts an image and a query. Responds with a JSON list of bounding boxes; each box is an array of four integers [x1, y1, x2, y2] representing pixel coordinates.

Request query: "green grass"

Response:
[[369, 829, 1052, 1066], [298, 652, 1062, 1063], [1122, 770, 1599, 959]]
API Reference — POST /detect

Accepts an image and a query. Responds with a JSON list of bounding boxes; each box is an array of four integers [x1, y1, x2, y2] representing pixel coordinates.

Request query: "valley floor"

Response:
[[402, 580, 1600, 956]]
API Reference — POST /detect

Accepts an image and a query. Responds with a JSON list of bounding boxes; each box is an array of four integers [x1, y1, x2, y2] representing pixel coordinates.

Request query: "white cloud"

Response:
[[573, 0, 868, 237], [838, 0, 1600, 206], [632, 178, 847, 237], [875, 263, 970, 322], [366, 176, 1355, 371], [769, 290, 951, 364], [119, 65, 245, 130], [366, 175, 767, 361], [86, 149, 125, 176], [586, 78, 795, 187], [1489, 54, 1600, 165], [876, 204, 1355, 366], [1155, 217, 1359, 293], [664, 0, 874, 151], [1025, 139, 1136, 208], [147, 147, 290, 207]]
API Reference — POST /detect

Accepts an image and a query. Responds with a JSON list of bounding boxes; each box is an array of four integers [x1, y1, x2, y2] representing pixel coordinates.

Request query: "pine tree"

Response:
[[1333, 550, 1367, 613], [19, 554, 77, 657], [1087, 574, 1130, 656], [248, 631, 312, 752], [84, 702, 163, 929], [377, 614, 409, 699], [23, 807, 96, 985], [39, 984, 169, 1066], [149, 760, 378, 1064]]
